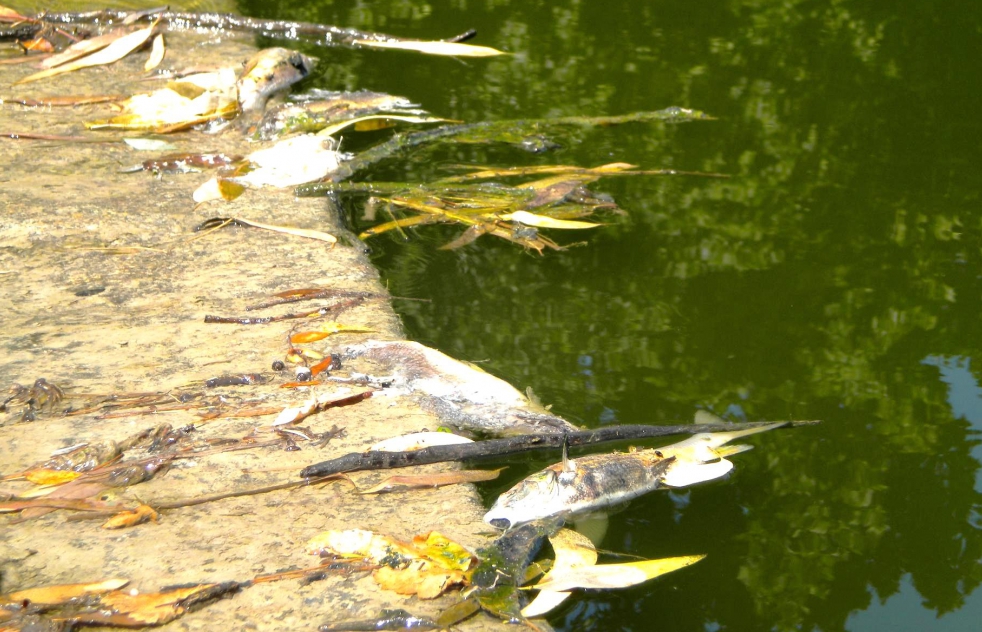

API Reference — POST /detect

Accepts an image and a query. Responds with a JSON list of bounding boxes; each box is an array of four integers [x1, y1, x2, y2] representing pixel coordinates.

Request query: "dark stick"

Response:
[[298, 420, 821, 478]]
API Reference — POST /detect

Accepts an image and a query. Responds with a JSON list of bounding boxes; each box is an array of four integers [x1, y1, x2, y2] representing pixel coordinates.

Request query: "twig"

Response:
[[298, 420, 821, 478]]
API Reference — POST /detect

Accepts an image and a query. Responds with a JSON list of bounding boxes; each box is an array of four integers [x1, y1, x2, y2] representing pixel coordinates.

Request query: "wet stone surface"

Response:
[[0, 30, 506, 631]]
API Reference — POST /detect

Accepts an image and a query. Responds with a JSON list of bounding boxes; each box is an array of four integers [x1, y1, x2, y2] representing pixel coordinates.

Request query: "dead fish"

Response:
[[340, 340, 579, 435], [483, 446, 676, 530], [236, 48, 317, 113], [484, 415, 786, 529]]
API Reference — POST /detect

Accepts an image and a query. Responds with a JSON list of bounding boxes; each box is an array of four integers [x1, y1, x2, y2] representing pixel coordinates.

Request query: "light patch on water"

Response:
[[921, 355, 982, 493], [847, 573, 982, 632]]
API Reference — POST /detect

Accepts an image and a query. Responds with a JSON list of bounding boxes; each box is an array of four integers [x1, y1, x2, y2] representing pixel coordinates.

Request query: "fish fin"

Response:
[[661, 459, 734, 488], [715, 443, 754, 457], [561, 434, 572, 471], [572, 513, 609, 547]]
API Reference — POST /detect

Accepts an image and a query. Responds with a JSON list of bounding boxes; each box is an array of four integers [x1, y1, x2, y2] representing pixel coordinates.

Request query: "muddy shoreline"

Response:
[[1, 29, 512, 631]]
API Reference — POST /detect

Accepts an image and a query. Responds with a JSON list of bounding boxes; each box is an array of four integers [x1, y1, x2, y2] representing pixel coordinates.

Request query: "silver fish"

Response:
[[237, 48, 317, 113], [484, 418, 786, 529]]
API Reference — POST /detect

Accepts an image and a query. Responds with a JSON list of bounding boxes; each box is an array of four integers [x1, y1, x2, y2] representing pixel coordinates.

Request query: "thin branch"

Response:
[[298, 420, 821, 478]]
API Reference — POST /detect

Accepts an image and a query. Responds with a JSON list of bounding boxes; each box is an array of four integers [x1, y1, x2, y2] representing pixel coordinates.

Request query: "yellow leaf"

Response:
[[145, 33, 165, 71], [522, 528, 598, 617], [15, 24, 156, 85], [354, 39, 507, 57], [317, 114, 448, 138], [410, 532, 477, 572], [1, 578, 129, 605], [500, 211, 602, 229], [533, 554, 706, 592], [373, 562, 465, 599], [23, 469, 81, 486], [304, 529, 417, 564]]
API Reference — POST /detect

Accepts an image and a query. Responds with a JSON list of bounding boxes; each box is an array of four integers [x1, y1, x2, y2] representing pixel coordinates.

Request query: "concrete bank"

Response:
[[1, 29, 510, 631]]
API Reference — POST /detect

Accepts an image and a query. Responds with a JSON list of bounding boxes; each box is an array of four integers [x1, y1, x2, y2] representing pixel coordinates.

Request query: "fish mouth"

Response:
[[488, 517, 512, 529]]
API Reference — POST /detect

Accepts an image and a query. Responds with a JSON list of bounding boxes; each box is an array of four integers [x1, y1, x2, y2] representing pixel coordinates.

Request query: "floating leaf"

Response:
[[15, 24, 156, 85], [532, 554, 705, 592], [144, 33, 165, 71], [318, 114, 448, 137], [358, 469, 502, 495], [354, 38, 507, 57], [522, 529, 597, 617], [499, 211, 601, 229]]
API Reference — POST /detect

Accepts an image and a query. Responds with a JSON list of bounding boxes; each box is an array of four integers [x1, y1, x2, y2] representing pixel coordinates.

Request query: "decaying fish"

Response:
[[236, 48, 317, 113], [484, 416, 786, 529], [340, 340, 579, 435]]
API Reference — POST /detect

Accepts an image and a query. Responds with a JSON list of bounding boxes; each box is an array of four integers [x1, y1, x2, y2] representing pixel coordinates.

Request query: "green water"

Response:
[[240, 1, 982, 630]]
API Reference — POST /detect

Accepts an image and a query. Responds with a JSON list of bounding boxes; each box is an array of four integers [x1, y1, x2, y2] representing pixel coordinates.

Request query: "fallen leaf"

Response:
[[354, 39, 507, 57], [102, 503, 159, 529], [0, 578, 128, 606], [145, 33, 165, 71], [358, 469, 501, 495], [23, 469, 81, 486], [75, 584, 225, 625], [374, 561, 466, 599], [305, 529, 417, 564], [500, 211, 601, 229], [522, 529, 597, 617], [290, 323, 372, 344], [317, 114, 448, 138], [369, 431, 474, 452], [411, 532, 477, 572], [16, 24, 156, 85], [532, 554, 706, 592]]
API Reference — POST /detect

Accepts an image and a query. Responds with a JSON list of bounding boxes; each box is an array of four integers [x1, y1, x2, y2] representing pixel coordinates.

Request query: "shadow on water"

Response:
[[233, 0, 982, 630]]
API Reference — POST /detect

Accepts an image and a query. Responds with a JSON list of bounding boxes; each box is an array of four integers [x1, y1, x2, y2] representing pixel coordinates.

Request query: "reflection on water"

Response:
[[234, 0, 982, 630]]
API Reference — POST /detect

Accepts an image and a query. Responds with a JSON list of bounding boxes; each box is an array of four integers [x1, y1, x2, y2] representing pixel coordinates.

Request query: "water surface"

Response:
[[240, 1, 982, 629]]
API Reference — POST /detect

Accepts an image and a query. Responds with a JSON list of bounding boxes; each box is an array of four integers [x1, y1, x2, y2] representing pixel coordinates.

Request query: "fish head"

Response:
[[484, 469, 567, 530]]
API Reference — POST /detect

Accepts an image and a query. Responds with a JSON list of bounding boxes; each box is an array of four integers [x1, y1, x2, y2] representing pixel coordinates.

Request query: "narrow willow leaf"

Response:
[[500, 211, 601, 229], [317, 114, 448, 137], [522, 528, 598, 617], [1, 578, 129, 605], [16, 24, 156, 84], [532, 554, 706, 592], [354, 38, 507, 57], [144, 33, 165, 71], [358, 469, 501, 494]]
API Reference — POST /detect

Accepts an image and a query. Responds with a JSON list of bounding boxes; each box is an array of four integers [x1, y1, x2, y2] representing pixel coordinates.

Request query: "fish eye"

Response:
[[489, 518, 511, 529]]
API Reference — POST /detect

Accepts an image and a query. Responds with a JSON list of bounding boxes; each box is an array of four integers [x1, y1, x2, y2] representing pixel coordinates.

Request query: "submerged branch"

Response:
[[298, 419, 821, 478], [37, 10, 470, 48], [298, 107, 721, 187]]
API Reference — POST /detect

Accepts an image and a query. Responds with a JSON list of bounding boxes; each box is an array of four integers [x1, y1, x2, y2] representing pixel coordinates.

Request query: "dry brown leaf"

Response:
[[358, 469, 502, 494], [76, 584, 215, 625], [102, 503, 159, 529], [0, 578, 128, 606], [16, 24, 156, 85]]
